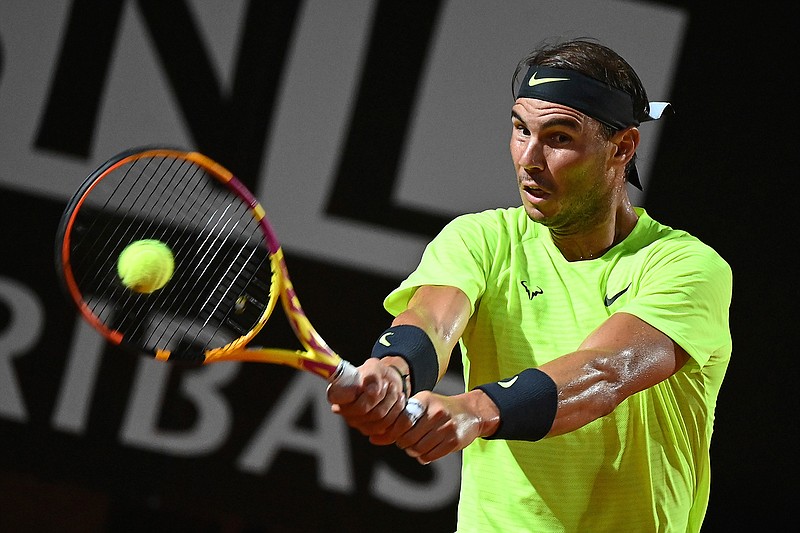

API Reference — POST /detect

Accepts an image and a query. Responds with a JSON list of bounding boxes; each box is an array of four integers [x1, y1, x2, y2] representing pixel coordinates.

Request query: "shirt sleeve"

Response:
[[620, 238, 733, 368], [384, 212, 497, 317]]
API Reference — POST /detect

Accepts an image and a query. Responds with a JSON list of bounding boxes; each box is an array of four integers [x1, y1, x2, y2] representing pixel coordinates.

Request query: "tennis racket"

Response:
[[56, 147, 423, 421]]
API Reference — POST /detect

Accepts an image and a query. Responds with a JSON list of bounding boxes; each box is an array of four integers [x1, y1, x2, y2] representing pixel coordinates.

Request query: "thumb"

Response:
[[326, 380, 361, 405]]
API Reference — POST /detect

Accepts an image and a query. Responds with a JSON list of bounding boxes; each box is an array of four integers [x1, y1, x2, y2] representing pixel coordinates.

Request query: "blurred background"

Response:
[[0, 1, 794, 531]]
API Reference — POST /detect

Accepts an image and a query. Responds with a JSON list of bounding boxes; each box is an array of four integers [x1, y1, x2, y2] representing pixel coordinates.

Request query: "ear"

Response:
[[611, 127, 640, 167]]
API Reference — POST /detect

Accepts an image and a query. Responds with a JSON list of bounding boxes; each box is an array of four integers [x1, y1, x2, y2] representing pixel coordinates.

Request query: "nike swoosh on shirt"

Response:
[[604, 283, 631, 307], [498, 376, 518, 388]]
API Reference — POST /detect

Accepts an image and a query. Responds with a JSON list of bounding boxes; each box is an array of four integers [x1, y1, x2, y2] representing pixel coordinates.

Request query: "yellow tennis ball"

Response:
[[117, 239, 175, 294]]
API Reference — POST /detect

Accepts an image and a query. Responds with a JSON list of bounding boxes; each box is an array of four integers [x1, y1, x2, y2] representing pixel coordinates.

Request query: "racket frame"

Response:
[[58, 148, 345, 381]]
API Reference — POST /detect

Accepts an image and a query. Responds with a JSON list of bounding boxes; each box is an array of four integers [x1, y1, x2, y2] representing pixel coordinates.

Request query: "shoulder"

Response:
[[633, 210, 732, 284]]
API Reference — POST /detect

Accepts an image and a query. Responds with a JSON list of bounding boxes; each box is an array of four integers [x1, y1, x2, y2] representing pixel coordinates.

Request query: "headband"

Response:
[[516, 66, 671, 189]]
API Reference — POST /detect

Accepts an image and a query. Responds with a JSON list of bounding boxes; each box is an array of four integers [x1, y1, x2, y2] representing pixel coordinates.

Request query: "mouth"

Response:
[[521, 182, 549, 201]]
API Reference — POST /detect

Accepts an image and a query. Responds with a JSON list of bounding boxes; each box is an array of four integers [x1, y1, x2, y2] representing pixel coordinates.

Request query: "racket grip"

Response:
[[329, 359, 361, 388]]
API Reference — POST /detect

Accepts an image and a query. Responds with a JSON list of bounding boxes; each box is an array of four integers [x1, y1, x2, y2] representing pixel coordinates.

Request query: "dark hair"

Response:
[[513, 38, 649, 178]]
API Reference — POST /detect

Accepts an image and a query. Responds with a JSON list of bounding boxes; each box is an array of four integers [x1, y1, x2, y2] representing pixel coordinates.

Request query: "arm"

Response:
[[327, 285, 472, 438], [385, 284, 472, 382], [396, 311, 689, 463], [540, 311, 689, 436], [332, 288, 689, 463]]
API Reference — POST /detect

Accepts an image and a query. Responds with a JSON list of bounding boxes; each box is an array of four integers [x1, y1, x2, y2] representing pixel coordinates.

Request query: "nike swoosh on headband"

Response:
[[528, 71, 569, 87]]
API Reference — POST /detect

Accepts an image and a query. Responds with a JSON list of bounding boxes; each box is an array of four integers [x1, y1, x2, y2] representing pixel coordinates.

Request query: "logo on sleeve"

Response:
[[379, 332, 394, 346], [604, 283, 631, 307]]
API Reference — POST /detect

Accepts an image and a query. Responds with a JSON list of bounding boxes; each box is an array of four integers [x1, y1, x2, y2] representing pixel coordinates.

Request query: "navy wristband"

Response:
[[475, 368, 557, 441], [371, 325, 438, 395]]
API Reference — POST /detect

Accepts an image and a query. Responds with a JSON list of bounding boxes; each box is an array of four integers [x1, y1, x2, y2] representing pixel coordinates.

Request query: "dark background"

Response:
[[0, 1, 795, 531], [644, 2, 796, 528]]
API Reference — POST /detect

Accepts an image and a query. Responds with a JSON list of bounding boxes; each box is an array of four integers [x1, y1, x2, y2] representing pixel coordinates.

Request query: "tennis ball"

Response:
[[117, 239, 175, 294]]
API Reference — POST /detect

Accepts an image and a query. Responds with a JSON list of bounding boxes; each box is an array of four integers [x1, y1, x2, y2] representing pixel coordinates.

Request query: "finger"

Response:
[[357, 364, 413, 414], [411, 436, 456, 465], [402, 433, 441, 463], [338, 385, 407, 435], [368, 405, 415, 445], [326, 365, 375, 405], [353, 392, 407, 436], [394, 413, 431, 453], [326, 382, 359, 405], [342, 374, 387, 414], [370, 396, 427, 444]]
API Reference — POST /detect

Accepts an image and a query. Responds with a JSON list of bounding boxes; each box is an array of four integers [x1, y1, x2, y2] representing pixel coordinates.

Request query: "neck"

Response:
[[550, 203, 639, 261]]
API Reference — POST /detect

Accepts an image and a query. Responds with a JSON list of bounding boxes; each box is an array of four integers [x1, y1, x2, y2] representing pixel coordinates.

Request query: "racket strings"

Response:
[[121, 160, 239, 348], [130, 161, 270, 355], [72, 156, 167, 293], [73, 156, 188, 327], [70, 153, 273, 358], [97, 157, 200, 323], [156, 183, 267, 353]]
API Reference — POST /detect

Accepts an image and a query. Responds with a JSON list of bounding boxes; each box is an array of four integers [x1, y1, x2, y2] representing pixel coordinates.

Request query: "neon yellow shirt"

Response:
[[385, 207, 732, 533]]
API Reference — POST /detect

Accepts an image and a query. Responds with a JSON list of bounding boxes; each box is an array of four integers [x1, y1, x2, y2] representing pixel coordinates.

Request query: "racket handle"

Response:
[[330, 360, 426, 425], [330, 359, 361, 388]]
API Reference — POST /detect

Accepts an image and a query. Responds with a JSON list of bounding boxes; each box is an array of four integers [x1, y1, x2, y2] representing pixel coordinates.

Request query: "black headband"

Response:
[[516, 66, 671, 189]]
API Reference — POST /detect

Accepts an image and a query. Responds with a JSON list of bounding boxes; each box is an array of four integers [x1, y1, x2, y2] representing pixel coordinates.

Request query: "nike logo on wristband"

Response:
[[498, 376, 519, 388], [379, 332, 394, 346]]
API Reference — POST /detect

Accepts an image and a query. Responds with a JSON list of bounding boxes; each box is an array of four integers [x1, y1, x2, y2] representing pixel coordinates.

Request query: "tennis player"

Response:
[[328, 38, 732, 532]]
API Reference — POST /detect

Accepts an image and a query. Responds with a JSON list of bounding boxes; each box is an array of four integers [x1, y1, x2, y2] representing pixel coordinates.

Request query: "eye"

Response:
[[513, 123, 530, 136], [549, 132, 572, 145]]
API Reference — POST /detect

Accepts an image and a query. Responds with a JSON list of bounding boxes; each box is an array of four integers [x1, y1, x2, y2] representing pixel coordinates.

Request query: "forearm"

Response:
[[388, 285, 471, 383], [475, 352, 628, 442], [372, 286, 470, 392], [539, 348, 629, 437], [479, 313, 689, 441], [539, 321, 688, 437], [391, 308, 459, 381]]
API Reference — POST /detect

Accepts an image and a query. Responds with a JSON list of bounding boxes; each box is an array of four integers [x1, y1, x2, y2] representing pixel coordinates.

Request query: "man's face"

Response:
[[510, 98, 621, 232]]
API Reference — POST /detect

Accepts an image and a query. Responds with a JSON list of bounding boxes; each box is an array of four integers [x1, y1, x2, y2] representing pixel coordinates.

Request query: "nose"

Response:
[[516, 138, 544, 172]]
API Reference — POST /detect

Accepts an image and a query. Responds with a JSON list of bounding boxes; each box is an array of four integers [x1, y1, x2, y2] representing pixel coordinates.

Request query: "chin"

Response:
[[523, 203, 547, 223]]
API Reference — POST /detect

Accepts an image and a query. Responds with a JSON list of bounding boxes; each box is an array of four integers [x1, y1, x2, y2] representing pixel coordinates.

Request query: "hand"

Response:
[[327, 357, 410, 438], [387, 389, 500, 464]]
